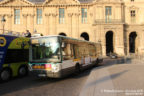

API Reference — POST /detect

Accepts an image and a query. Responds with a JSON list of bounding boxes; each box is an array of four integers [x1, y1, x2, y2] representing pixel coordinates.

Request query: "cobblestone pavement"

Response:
[[80, 59, 144, 96]]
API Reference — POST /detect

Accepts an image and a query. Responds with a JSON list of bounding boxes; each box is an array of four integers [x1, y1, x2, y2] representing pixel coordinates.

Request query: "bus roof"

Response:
[[31, 35, 100, 44], [0, 34, 23, 38], [0, 34, 18, 37]]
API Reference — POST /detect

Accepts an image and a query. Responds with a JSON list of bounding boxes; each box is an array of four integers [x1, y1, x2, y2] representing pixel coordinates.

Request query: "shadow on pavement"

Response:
[[0, 67, 92, 96], [0, 58, 127, 96], [85, 70, 129, 88]]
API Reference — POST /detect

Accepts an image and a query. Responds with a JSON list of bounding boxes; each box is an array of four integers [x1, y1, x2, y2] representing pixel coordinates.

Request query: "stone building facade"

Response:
[[0, 0, 144, 56]]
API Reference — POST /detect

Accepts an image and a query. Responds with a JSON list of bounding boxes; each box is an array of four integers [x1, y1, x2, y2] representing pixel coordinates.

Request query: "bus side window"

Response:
[[62, 43, 74, 60], [83, 44, 89, 57], [73, 44, 79, 59], [89, 44, 96, 57]]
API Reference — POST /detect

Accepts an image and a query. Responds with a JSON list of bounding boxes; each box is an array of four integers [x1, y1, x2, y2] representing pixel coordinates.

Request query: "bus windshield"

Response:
[[30, 37, 61, 63]]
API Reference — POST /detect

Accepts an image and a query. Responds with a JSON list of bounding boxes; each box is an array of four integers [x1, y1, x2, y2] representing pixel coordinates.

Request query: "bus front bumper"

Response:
[[31, 70, 62, 78]]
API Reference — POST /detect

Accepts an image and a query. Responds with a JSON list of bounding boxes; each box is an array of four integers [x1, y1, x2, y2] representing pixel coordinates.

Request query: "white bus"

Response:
[[29, 35, 103, 78]]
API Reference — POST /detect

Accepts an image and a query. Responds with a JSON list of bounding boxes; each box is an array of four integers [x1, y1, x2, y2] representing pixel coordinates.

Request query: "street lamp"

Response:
[[1, 16, 6, 34]]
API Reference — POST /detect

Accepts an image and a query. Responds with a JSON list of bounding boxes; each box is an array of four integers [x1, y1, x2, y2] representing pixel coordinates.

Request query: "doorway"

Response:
[[106, 31, 114, 55], [129, 32, 137, 53]]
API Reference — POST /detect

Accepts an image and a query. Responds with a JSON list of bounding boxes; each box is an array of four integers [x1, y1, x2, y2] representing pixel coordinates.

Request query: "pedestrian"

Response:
[[25, 30, 31, 37]]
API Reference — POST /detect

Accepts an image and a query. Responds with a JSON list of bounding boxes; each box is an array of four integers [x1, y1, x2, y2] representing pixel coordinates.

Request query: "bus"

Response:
[[29, 35, 103, 78], [0, 35, 29, 81]]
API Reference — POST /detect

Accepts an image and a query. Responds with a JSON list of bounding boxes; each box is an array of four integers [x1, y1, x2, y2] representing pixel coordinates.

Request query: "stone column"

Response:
[[7, 15, 12, 32], [52, 13, 57, 35], [27, 14, 31, 31], [0, 15, 3, 34], [48, 13, 52, 35], [30, 14, 34, 34], [27, 14, 34, 33], [75, 13, 80, 39], [22, 14, 27, 32], [115, 26, 125, 56], [68, 13, 73, 37], [45, 14, 50, 35], [48, 13, 56, 35]]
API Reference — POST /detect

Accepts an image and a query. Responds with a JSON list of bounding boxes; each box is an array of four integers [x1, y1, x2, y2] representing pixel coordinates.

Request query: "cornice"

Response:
[[0, 14, 13, 17], [0, 0, 126, 8]]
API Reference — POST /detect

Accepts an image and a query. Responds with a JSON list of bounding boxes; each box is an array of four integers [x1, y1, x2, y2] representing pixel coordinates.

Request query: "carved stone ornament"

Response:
[[0, 0, 34, 6], [68, 13, 73, 17], [52, 13, 57, 17], [22, 14, 28, 17], [7, 14, 13, 18], [45, 14, 51, 16], [75, 13, 80, 16]]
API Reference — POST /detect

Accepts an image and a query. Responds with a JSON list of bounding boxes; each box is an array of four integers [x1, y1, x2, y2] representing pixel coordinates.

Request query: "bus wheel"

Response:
[[75, 64, 81, 74], [0, 69, 11, 81], [18, 66, 28, 77]]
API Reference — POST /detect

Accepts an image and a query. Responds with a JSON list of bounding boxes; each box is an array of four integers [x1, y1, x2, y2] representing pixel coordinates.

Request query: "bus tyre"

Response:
[[0, 69, 11, 81], [75, 64, 81, 74], [94, 59, 99, 67], [18, 66, 28, 77]]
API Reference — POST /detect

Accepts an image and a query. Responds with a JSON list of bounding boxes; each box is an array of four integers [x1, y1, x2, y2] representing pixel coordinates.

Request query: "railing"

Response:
[[0, 29, 25, 37], [94, 19, 124, 24]]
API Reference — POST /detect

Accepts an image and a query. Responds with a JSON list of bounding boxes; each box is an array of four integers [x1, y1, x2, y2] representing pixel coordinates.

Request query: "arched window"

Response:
[[80, 32, 89, 41], [59, 33, 66, 36]]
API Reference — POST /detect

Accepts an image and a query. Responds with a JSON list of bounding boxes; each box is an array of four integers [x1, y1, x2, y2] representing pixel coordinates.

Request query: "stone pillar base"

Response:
[[115, 46, 125, 56]]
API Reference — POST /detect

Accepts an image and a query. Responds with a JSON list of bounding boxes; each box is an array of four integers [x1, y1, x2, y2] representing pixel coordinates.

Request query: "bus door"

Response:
[[80, 45, 91, 66], [83, 49, 91, 66]]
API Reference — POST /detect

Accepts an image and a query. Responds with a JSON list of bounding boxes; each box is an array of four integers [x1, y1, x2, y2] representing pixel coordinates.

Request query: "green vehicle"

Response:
[[0, 34, 29, 81]]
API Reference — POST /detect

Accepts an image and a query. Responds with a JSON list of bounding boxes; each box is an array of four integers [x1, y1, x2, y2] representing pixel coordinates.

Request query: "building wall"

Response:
[[0, 0, 144, 56]]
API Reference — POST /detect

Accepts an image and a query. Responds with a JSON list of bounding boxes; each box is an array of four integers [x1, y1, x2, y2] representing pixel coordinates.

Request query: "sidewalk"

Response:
[[79, 59, 144, 96]]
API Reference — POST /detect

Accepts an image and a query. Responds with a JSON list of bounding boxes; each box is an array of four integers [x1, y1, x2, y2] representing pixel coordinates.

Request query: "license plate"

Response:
[[38, 74, 46, 77]]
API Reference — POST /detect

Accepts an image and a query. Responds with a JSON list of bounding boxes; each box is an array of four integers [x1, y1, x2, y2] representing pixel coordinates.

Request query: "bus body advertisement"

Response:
[[0, 35, 29, 81], [29, 35, 103, 78]]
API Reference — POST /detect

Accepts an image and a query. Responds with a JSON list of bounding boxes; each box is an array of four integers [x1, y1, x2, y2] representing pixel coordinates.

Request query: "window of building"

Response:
[[37, 9, 42, 24], [59, 8, 65, 24], [81, 8, 87, 24], [105, 6, 112, 23], [131, 10, 136, 23], [14, 9, 20, 24]]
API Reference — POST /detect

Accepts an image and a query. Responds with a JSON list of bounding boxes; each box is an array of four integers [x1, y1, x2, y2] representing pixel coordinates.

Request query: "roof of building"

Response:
[[0, 0, 94, 4], [79, 0, 94, 3], [28, 0, 45, 4]]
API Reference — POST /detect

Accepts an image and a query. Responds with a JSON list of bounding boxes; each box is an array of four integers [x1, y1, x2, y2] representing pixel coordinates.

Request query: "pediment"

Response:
[[128, 5, 139, 11], [0, 0, 34, 6], [129, 5, 139, 9], [43, 0, 80, 5]]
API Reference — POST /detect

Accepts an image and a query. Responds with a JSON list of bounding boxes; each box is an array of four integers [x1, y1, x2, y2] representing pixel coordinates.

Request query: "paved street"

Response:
[[80, 59, 144, 96], [1, 58, 144, 96], [0, 69, 91, 96]]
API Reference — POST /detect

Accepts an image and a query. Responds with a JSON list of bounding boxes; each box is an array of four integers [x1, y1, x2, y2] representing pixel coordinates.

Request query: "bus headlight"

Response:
[[52, 64, 60, 72]]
